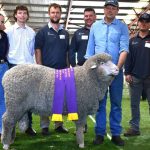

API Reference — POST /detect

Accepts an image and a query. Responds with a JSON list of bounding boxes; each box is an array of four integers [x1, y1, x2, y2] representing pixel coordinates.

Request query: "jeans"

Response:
[[0, 63, 8, 133], [128, 76, 150, 131], [95, 70, 123, 136]]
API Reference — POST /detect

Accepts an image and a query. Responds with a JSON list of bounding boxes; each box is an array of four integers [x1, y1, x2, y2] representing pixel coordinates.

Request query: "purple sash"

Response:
[[52, 68, 78, 121]]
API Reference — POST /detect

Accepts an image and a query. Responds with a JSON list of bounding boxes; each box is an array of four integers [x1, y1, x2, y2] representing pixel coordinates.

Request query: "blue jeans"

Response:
[[0, 63, 8, 133], [95, 70, 123, 136], [128, 76, 150, 131]]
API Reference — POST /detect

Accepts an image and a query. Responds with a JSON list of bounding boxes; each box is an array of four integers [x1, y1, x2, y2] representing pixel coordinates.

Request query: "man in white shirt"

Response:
[[5, 5, 36, 136]]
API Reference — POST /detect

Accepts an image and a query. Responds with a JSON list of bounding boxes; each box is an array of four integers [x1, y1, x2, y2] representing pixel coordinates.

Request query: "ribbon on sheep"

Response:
[[52, 68, 78, 122]]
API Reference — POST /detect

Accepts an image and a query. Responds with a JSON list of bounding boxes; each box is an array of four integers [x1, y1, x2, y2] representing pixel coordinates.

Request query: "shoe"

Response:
[[93, 135, 104, 145], [55, 126, 68, 133], [41, 127, 50, 136], [111, 136, 124, 146], [124, 128, 140, 137], [25, 127, 36, 136]]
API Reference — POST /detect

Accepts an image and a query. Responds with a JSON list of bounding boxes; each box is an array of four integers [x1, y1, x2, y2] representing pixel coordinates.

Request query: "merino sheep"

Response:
[[1, 53, 119, 150]]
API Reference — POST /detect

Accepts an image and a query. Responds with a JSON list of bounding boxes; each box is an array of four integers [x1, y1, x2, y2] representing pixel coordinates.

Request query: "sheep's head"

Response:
[[84, 53, 119, 81]]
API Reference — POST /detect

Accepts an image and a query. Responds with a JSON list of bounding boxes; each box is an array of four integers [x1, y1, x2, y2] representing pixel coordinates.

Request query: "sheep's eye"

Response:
[[97, 59, 101, 64], [100, 62, 105, 65]]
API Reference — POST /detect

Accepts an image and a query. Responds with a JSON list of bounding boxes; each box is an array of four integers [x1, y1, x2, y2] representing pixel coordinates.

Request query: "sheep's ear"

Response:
[[90, 64, 97, 69]]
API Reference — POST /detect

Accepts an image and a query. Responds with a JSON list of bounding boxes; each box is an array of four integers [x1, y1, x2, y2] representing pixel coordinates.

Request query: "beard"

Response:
[[50, 18, 60, 24]]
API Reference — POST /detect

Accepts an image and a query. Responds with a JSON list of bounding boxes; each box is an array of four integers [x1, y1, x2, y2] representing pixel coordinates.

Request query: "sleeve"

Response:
[[119, 23, 129, 53], [85, 24, 95, 59], [34, 29, 44, 50], [124, 39, 133, 75], [4, 33, 9, 60], [69, 32, 77, 67], [30, 31, 35, 56]]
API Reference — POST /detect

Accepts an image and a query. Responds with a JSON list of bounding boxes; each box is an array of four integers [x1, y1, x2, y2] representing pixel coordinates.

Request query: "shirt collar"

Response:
[[48, 22, 64, 31], [102, 18, 117, 25], [137, 32, 150, 38], [14, 22, 27, 29]]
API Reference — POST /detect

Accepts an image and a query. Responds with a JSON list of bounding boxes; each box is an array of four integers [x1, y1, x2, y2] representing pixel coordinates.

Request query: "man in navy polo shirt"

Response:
[[69, 7, 96, 67], [35, 3, 69, 136], [124, 13, 150, 137]]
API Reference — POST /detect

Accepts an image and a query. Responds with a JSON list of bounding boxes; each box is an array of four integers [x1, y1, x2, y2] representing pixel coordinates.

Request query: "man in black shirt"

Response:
[[69, 8, 96, 67], [35, 3, 69, 135], [0, 13, 9, 138], [124, 13, 150, 137]]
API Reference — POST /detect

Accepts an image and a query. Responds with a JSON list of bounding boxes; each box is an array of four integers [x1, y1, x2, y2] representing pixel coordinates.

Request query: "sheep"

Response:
[[1, 53, 119, 150]]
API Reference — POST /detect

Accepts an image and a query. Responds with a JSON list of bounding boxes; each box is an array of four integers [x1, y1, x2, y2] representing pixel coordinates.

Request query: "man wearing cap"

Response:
[[124, 13, 150, 137], [85, 0, 129, 146]]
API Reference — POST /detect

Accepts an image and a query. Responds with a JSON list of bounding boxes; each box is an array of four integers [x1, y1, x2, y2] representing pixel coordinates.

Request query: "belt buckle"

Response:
[[0, 59, 5, 64]]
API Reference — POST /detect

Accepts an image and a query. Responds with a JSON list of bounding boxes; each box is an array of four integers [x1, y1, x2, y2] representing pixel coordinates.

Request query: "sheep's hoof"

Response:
[[79, 143, 84, 148], [3, 144, 9, 150]]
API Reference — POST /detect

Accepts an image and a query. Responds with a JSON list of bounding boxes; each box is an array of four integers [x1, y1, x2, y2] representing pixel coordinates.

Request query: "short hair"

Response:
[[13, 5, 29, 22], [84, 7, 96, 14], [48, 3, 62, 14]]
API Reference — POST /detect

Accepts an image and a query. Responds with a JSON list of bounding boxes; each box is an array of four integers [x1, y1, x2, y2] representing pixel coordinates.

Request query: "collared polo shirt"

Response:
[[5, 23, 35, 64], [69, 27, 90, 66], [125, 33, 150, 79], [35, 22, 69, 69], [85, 18, 129, 64]]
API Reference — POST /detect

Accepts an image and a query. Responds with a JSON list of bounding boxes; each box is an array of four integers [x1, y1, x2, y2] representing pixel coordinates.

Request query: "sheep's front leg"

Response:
[[76, 125, 84, 148], [1, 112, 15, 150]]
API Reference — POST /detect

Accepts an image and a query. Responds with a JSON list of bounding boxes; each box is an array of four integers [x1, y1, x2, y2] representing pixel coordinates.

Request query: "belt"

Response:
[[0, 59, 5, 64]]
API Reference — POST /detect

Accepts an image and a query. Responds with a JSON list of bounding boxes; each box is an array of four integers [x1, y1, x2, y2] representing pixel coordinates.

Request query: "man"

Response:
[[85, 0, 129, 146], [5, 5, 36, 136], [124, 13, 150, 137], [0, 13, 9, 138], [69, 7, 96, 133], [69, 7, 96, 67], [35, 3, 69, 136]]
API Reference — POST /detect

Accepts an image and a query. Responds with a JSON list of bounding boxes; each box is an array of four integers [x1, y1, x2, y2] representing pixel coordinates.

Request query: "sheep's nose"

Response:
[[111, 67, 119, 76]]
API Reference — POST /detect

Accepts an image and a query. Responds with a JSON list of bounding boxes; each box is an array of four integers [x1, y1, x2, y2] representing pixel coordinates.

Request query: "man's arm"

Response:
[[69, 33, 77, 67], [117, 51, 128, 69], [35, 49, 42, 65]]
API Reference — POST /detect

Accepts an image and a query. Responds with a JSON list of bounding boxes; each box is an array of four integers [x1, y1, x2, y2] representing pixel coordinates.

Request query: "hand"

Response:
[[125, 75, 133, 84]]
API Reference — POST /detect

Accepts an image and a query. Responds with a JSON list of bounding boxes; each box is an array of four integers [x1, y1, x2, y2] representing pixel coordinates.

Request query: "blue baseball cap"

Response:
[[104, 0, 119, 7], [138, 13, 150, 22]]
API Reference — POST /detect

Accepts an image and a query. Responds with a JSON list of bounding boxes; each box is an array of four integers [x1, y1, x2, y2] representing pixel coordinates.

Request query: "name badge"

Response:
[[81, 35, 88, 40], [145, 41, 150, 48], [59, 35, 65, 39]]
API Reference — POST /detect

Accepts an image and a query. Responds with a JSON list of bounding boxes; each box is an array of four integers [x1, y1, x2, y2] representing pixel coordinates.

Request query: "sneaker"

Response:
[[93, 135, 104, 145], [41, 127, 50, 136], [111, 136, 124, 146], [25, 127, 36, 136], [55, 126, 68, 133], [124, 128, 140, 137]]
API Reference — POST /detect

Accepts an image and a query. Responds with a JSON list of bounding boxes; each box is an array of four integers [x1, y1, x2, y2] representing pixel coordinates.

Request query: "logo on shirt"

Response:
[[78, 32, 85, 36], [131, 41, 138, 45], [47, 32, 55, 36]]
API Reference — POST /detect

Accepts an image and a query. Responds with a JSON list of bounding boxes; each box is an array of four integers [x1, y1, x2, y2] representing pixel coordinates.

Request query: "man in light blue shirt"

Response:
[[85, 0, 129, 146]]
